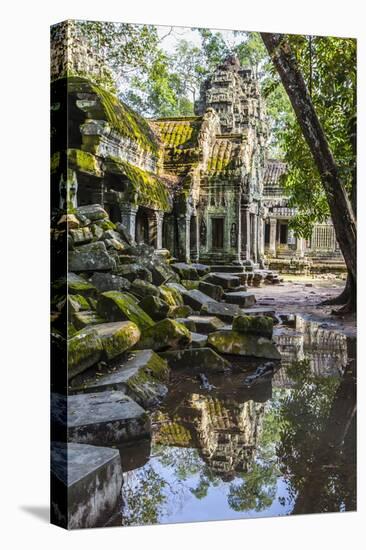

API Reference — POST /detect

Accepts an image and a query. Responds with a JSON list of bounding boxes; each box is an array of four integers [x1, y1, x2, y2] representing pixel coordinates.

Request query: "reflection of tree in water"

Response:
[[122, 466, 167, 526], [275, 357, 356, 513]]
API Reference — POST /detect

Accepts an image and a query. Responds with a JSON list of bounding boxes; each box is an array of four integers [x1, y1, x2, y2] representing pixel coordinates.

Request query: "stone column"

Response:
[[236, 194, 242, 264], [296, 236, 305, 258], [177, 212, 191, 262], [252, 214, 258, 263], [269, 218, 277, 257], [258, 216, 265, 257], [120, 204, 138, 243], [155, 211, 164, 250], [242, 207, 251, 261]]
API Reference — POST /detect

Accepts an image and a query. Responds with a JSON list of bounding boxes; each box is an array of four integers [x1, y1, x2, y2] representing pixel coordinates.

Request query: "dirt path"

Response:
[[254, 275, 356, 337]]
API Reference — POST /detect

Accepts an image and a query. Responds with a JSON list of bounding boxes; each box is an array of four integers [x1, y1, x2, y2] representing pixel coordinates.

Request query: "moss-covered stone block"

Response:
[[138, 295, 170, 321], [68, 329, 103, 379], [158, 285, 184, 307], [208, 330, 281, 360], [232, 315, 274, 338], [97, 291, 155, 330], [85, 321, 141, 361], [130, 279, 159, 300], [136, 319, 192, 352], [168, 304, 193, 319]]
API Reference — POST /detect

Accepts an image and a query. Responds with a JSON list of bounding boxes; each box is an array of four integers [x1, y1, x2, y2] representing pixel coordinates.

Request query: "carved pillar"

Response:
[[296, 236, 305, 258], [269, 218, 277, 257], [252, 214, 258, 263], [155, 211, 164, 250], [120, 204, 138, 242], [237, 194, 242, 263], [258, 215, 265, 257], [242, 206, 251, 261], [177, 212, 191, 262]]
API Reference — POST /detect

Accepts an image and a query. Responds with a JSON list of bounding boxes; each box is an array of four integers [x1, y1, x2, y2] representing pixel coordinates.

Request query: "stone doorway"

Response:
[[211, 217, 224, 249]]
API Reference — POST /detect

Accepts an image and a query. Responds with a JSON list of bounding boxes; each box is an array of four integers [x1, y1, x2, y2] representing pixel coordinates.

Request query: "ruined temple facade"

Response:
[[51, 21, 343, 268]]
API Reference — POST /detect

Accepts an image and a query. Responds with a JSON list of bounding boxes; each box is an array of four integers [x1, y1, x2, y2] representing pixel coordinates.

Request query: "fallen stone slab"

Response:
[[160, 347, 230, 372], [77, 204, 108, 221], [208, 331, 282, 360], [138, 295, 170, 321], [224, 291, 256, 308], [171, 262, 199, 280], [91, 272, 131, 293], [201, 301, 241, 322], [135, 318, 191, 351], [114, 263, 152, 282], [175, 317, 197, 331], [97, 291, 155, 330], [72, 310, 105, 331], [68, 329, 104, 380], [130, 278, 159, 299], [190, 263, 211, 277], [159, 284, 184, 306], [84, 321, 141, 361], [68, 272, 97, 296], [190, 332, 208, 348], [165, 282, 187, 294], [51, 442, 122, 529], [182, 289, 217, 310], [68, 391, 150, 445], [205, 272, 240, 289], [187, 315, 225, 334], [72, 350, 169, 408], [168, 304, 193, 319], [69, 241, 116, 272], [232, 315, 274, 338], [240, 307, 277, 320], [198, 281, 224, 301]]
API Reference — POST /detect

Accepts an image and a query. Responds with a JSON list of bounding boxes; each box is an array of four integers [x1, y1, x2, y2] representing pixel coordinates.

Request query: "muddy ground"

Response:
[[255, 274, 356, 338]]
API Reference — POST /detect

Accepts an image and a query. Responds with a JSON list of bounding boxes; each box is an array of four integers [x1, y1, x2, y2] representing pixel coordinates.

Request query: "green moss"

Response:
[[106, 157, 171, 212], [68, 294, 90, 312], [68, 329, 103, 378], [181, 280, 199, 290], [232, 315, 274, 338], [97, 291, 155, 331], [68, 148, 100, 175], [97, 321, 141, 360], [158, 285, 184, 307], [95, 219, 117, 231], [156, 118, 201, 148], [136, 318, 191, 352]]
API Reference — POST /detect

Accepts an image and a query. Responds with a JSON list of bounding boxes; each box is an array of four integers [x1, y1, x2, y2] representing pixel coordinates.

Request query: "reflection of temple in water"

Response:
[[154, 389, 266, 480], [273, 317, 349, 388]]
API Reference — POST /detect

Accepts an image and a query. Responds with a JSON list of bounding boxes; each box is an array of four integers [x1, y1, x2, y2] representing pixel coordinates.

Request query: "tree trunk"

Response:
[[261, 33, 357, 286]]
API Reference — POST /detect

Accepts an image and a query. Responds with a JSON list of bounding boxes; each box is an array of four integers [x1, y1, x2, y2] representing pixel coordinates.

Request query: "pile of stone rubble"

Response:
[[51, 204, 282, 528]]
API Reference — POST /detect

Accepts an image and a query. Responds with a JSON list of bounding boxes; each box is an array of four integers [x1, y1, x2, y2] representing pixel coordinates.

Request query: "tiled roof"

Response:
[[263, 159, 287, 188]]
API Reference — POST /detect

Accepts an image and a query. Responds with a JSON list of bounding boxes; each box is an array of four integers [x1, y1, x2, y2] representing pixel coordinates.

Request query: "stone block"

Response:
[[160, 347, 230, 372], [68, 241, 116, 272], [68, 391, 151, 445], [201, 301, 241, 322], [208, 331, 282, 360], [51, 442, 122, 529], [224, 291, 256, 308], [187, 315, 225, 334]]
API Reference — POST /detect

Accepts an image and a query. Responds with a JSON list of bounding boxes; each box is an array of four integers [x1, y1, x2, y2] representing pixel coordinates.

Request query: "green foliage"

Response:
[[277, 35, 356, 236]]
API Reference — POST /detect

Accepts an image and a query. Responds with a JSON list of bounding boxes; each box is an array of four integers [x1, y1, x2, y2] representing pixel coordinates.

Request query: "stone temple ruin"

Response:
[[51, 21, 344, 273]]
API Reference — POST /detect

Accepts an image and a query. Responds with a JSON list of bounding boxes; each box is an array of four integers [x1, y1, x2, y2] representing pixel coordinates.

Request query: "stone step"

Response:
[[68, 391, 151, 446], [51, 442, 122, 529]]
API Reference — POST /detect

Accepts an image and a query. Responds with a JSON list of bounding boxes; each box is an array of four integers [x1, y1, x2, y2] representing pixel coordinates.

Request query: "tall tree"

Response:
[[261, 33, 356, 312]]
